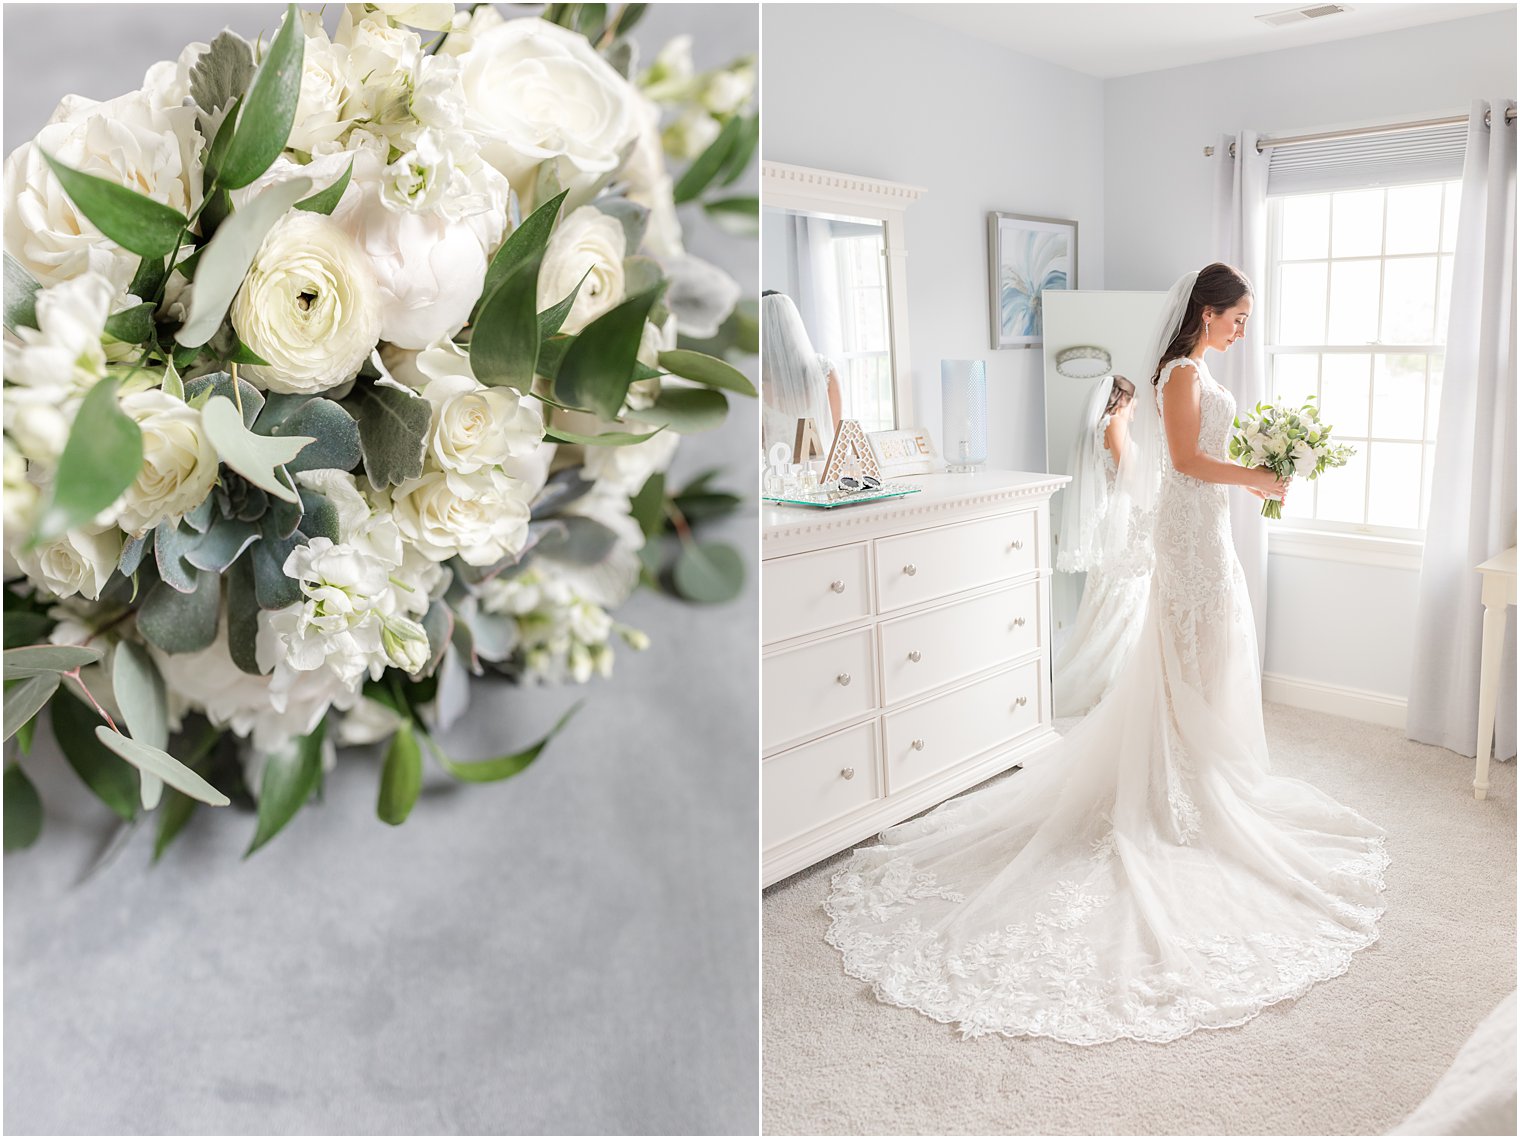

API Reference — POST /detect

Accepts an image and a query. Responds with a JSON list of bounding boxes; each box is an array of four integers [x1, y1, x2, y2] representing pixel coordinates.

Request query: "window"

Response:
[[829, 234, 893, 433], [1265, 179, 1459, 539]]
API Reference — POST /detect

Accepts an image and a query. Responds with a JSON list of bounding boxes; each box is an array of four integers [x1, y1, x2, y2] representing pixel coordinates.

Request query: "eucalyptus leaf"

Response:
[[153, 783, 198, 862], [184, 518, 259, 573], [377, 721, 423, 826], [271, 397, 360, 474], [111, 641, 167, 752], [703, 195, 759, 236], [215, 5, 305, 190], [629, 471, 665, 539], [554, 286, 662, 419], [4, 764, 43, 851], [51, 689, 138, 822], [226, 556, 264, 674], [41, 152, 188, 257], [175, 174, 313, 347], [672, 540, 745, 604], [95, 726, 230, 807], [421, 700, 581, 784], [473, 189, 567, 324], [153, 521, 201, 593], [4, 253, 41, 333], [30, 376, 142, 545], [631, 388, 728, 433], [184, 372, 265, 427], [294, 156, 353, 215], [529, 517, 619, 566], [203, 395, 310, 502], [529, 469, 595, 519], [4, 673, 59, 741], [3, 644, 103, 679], [354, 383, 431, 488], [672, 491, 741, 524], [470, 253, 541, 392], [544, 425, 665, 447], [137, 571, 221, 654], [595, 197, 649, 252], [251, 531, 302, 609], [245, 720, 325, 855]]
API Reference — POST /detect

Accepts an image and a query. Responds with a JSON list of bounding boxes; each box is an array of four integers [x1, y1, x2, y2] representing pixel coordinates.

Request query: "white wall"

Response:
[[762, 3, 1106, 472], [1103, 8, 1516, 703]]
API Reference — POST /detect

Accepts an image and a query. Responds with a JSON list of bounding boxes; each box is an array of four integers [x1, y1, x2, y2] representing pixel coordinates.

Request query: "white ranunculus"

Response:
[[289, 14, 356, 152], [661, 252, 740, 339], [1291, 440, 1318, 477], [456, 19, 643, 204], [231, 211, 382, 394], [336, 7, 422, 132], [3, 88, 202, 293], [538, 206, 627, 333], [389, 467, 532, 565], [114, 389, 218, 535], [407, 340, 544, 472], [13, 524, 121, 601]]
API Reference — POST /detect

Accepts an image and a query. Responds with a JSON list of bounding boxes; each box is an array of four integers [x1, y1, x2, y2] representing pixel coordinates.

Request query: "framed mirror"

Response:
[[760, 162, 924, 457]]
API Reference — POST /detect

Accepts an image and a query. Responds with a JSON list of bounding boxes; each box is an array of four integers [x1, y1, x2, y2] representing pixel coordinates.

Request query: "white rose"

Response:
[[289, 15, 356, 152], [336, 8, 422, 132], [456, 19, 642, 204], [13, 524, 121, 601], [389, 467, 531, 566], [113, 389, 218, 535], [408, 340, 544, 472], [364, 3, 458, 31], [3, 88, 202, 293], [1291, 440, 1318, 477], [538, 205, 627, 333], [231, 211, 382, 394], [437, 3, 504, 57], [140, 42, 204, 116]]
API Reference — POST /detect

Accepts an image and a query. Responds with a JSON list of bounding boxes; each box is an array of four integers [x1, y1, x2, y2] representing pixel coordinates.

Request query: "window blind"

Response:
[[1266, 119, 1468, 195]]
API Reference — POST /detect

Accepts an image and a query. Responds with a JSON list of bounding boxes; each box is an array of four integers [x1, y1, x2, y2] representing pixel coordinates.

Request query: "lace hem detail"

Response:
[[823, 837, 1391, 1046]]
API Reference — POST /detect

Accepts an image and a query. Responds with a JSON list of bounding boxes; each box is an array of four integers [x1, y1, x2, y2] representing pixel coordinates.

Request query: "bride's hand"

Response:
[[1253, 467, 1292, 500]]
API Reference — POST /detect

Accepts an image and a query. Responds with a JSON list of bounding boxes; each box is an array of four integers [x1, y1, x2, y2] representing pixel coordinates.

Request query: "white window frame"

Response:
[[1262, 179, 1457, 572]]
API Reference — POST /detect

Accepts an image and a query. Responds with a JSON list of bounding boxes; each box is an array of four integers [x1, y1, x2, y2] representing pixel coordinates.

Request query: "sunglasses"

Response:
[[836, 475, 883, 494]]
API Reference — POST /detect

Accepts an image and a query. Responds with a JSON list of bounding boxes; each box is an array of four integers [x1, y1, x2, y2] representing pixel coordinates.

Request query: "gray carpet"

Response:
[[762, 702, 1517, 1137]]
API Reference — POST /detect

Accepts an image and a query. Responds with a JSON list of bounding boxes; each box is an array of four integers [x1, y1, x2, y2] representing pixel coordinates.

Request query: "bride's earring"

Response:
[[1205, 317, 1211, 339]]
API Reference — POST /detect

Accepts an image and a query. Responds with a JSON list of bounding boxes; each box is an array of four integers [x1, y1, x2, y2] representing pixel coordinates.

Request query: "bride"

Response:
[[824, 263, 1389, 1045]]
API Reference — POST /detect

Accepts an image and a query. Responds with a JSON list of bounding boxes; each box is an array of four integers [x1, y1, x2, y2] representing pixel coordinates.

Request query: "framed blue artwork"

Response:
[[987, 210, 1077, 349]]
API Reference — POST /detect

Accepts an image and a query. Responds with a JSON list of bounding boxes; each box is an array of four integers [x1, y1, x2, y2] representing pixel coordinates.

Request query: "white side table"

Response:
[[1473, 545, 1516, 800]]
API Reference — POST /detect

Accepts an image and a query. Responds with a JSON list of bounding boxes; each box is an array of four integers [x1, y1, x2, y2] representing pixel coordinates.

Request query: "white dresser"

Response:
[[761, 469, 1070, 886]]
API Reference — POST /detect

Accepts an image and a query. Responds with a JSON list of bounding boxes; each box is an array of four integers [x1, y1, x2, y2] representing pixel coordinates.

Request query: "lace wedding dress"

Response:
[[824, 356, 1390, 1045], [1052, 411, 1150, 718]]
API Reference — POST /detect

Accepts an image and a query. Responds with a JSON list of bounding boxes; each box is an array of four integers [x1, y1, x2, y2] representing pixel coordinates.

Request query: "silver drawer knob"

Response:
[[1015, 695, 1029, 707], [836, 672, 851, 686], [841, 767, 855, 780], [1010, 539, 1024, 550], [830, 580, 846, 594], [907, 650, 922, 663], [903, 563, 918, 576], [1011, 616, 1026, 627], [911, 738, 926, 751]]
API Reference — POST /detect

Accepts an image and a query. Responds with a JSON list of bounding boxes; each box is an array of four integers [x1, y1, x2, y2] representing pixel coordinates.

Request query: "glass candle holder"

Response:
[[941, 359, 988, 472]]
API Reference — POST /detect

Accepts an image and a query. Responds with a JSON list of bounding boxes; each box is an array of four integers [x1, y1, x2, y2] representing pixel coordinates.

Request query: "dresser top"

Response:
[[763, 469, 1070, 554]]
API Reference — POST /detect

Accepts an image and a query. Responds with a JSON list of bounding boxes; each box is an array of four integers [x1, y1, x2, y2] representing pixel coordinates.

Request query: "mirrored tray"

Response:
[[761, 482, 923, 509]]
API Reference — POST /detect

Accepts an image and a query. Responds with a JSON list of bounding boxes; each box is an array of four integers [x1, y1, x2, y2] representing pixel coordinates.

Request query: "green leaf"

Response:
[[3, 613, 53, 651], [227, 338, 270, 366], [673, 491, 741, 524], [715, 114, 759, 187], [3, 252, 41, 334], [544, 425, 665, 447], [226, 556, 264, 675], [554, 286, 662, 419], [469, 253, 542, 393], [269, 397, 360, 474], [423, 701, 581, 783], [632, 387, 728, 433], [377, 720, 423, 826], [672, 541, 744, 603], [245, 720, 325, 855], [202, 395, 310, 502], [153, 785, 198, 862], [611, 2, 648, 37], [4, 764, 43, 852], [95, 726, 230, 806], [41, 152, 189, 258], [673, 114, 745, 204], [538, 268, 591, 340], [100, 302, 156, 346], [30, 376, 142, 545], [111, 642, 168, 752], [656, 348, 756, 396], [215, 4, 306, 190], [354, 382, 432, 488], [629, 472, 665, 539], [293, 156, 353, 215], [175, 174, 313, 348], [4, 673, 59, 741], [3, 644, 103, 679], [473, 189, 568, 324], [51, 689, 138, 822], [127, 254, 168, 305], [703, 194, 759, 236]]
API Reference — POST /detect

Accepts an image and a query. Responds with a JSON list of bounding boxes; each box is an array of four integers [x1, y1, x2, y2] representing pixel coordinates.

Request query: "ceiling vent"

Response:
[[1256, 4, 1349, 27]]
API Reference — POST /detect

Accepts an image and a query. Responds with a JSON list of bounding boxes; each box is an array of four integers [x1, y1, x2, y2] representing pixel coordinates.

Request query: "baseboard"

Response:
[[1261, 671, 1407, 729]]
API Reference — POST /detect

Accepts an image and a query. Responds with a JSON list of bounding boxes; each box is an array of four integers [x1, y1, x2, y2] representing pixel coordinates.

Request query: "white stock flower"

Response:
[[478, 568, 623, 684], [3, 88, 202, 293], [538, 206, 628, 333], [2, 272, 115, 456], [455, 19, 642, 202], [114, 389, 218, 535], [13, 524, 121, 601], [389, 467, 532, 566], [437, 3, 504, 57], [336, 8, 422, 131], [231, 211, 382, 394], [408, 340, 544, 472], [700, 63, 756, 116], [662, 107, 720, 161], [578, 426, 680, 496]]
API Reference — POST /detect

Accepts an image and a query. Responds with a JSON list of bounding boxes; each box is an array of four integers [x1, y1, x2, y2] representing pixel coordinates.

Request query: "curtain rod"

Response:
[[1203, 105, 1516, 157]]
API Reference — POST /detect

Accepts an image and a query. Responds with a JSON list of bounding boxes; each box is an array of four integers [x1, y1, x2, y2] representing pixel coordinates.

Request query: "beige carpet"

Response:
[[762, 702, 1517, 1136]]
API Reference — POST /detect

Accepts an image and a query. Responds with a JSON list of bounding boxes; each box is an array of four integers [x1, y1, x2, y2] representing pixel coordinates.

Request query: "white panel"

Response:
[[762, 722, 881, 850], [762, 543, 872, 645], [879, 580, 1042, 706], [762, 628, 877, 753], [875, 511, 1038, 613]]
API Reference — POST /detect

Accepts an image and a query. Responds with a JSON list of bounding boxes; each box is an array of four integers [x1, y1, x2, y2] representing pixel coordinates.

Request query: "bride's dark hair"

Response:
[[1150, 262, 1253, 386], [1104, 374, 1135, 416]]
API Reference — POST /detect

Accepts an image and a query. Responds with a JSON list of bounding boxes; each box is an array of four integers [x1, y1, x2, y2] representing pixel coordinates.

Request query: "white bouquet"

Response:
[[2, 3, 758, 856], [1229, 395, 1355, 519]]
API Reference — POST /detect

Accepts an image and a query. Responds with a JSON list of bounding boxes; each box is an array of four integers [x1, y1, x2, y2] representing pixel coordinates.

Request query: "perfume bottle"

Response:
[[798, 464, 821, 494], [784, 464, 803, 495], [763, 462, 785, 497]]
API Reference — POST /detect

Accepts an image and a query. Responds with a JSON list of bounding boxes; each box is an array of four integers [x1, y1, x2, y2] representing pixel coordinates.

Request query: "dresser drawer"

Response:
[[879, 579, 1041, 706], [883, 659, 1044, 794], [762, 543, 872, 645], [762, 721, 880, 850], [762, 627, 877, 752], [874, 509, 1039, 613]]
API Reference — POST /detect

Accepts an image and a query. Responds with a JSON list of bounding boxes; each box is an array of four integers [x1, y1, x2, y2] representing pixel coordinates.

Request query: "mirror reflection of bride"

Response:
[[1051, 374, 1151, 716], [760, 290, 842, 457]]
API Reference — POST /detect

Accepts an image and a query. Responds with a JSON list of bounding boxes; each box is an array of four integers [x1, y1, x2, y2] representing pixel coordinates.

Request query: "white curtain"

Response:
[[1210, 129, 1273, 671], [1407, 98, 1517, 760]]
